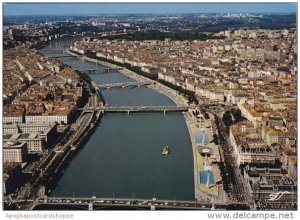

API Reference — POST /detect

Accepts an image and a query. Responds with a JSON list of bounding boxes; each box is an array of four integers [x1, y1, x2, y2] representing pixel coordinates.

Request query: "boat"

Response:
[[162, 146, 170, 156]]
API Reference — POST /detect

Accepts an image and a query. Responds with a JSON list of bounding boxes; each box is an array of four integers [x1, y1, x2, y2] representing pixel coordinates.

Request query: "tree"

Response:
[[201, 110, 209, 119], [213, 134, 219, 145], [222, 111, 233, 127], [232, 109, 246, 123], [222, 109, 246, 133]]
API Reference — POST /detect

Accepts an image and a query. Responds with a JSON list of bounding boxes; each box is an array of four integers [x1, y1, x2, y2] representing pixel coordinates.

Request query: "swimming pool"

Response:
[[200, 171, 214, 184], [195, 132, 209, 145]]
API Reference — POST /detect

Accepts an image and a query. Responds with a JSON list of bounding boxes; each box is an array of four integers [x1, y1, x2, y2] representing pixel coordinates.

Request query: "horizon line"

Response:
[[4, 12, 297, 17]]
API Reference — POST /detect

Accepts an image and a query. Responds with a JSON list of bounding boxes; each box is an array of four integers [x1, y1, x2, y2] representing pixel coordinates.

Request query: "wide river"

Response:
[[40, 39, 194, 201]]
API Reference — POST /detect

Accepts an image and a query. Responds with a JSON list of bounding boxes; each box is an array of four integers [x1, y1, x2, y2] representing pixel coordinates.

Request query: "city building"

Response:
[[280, 147, 297, 182], [3, 104, 25, 124], [3, 141, 27, 163], [244, 165, 297, 209], [4, 133, 46, 154], [3, 123, 57, 135], [229, 121, 276, 165]]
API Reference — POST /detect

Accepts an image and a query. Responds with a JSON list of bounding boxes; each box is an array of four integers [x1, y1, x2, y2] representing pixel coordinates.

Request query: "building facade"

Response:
[[3, 141, 27, 163]]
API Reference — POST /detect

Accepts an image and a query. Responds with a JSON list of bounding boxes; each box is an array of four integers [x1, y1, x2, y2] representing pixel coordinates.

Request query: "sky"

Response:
[[3, 3, 297, 16]]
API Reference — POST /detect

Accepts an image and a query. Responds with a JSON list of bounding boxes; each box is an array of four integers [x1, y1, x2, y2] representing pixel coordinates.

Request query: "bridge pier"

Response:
[[127, 111, 130, 115], [88, 203, 93, 210], [211, 198, 215, 210]]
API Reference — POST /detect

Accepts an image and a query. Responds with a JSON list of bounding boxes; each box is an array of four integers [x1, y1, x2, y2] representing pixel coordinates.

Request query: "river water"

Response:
[[40, 39, 194, 201]]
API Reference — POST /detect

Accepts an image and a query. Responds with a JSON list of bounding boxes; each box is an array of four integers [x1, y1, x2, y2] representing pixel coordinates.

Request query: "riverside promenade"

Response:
[[66, 49, 225, 203], [185, 112, 228, 204]]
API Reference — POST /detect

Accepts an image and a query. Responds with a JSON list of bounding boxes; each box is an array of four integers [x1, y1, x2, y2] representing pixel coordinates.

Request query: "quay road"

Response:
[[212, 111, 250, 205], [79, 105, 191, 113]]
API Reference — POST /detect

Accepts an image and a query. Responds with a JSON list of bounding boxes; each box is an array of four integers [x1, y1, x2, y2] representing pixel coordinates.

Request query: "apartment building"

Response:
[[280, 147, 297, 182], [229, 121, 276, 165], [3, 104, 25, 124]]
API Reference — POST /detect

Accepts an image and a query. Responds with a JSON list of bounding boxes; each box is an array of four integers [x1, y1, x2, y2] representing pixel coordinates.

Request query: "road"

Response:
[[213, 112, 247, 203]]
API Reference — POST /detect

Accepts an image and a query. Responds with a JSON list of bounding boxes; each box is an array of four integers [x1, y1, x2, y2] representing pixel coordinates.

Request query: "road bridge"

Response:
[[79, 105, 190, 114], [6, 196, 240, 210], [43, 49, 75, 58], [80, 67, 124, 74], [96, 81, 153, 89], [5, 196, 249, 210]]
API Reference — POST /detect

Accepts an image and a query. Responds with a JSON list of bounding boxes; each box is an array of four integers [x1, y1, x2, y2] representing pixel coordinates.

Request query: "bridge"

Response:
[[6, 196, 237, 210], [42, 49, 75, 58], [79, 67, 124, 74], [79, 105, 190, 114], [96, 81, 153, 89]]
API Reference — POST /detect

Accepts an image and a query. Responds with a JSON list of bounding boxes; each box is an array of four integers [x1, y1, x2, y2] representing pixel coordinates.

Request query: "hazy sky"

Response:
[[3, 3, 297, 16]]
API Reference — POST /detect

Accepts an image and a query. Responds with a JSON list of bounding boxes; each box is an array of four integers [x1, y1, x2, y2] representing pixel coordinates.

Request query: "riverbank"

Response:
[[184, 112, 228, 204]]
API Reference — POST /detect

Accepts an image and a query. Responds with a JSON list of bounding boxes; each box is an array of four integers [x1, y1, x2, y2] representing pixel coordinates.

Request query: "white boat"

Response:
[[162, 146, 170, 156]]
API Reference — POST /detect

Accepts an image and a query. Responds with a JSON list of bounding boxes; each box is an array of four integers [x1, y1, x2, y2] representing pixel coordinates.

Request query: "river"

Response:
[[39, 39, 194, 201]]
